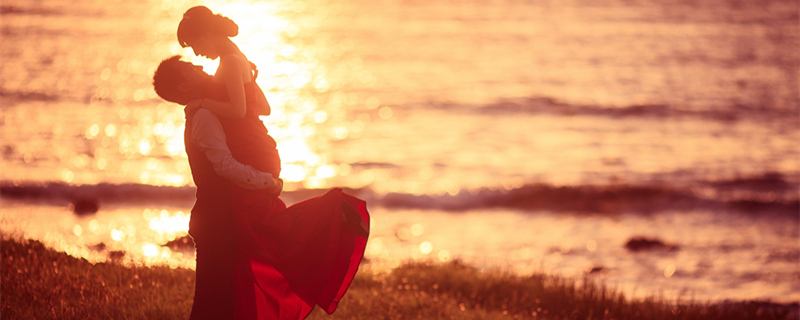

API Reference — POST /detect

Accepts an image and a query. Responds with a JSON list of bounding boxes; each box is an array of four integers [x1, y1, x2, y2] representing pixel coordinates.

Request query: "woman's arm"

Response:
[[219, 57, 248, 119]]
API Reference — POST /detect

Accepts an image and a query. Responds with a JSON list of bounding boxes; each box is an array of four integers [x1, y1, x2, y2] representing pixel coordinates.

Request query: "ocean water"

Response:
[[1, 0, 799, 304]]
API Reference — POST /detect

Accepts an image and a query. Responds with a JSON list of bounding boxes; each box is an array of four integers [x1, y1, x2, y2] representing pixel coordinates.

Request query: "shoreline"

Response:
[[3, 193, 798, 306], [2, 236, 797, 320]]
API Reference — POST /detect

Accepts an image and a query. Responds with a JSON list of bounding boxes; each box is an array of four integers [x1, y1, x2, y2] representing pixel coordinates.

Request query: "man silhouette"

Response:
[[153, 55, 280, 320]]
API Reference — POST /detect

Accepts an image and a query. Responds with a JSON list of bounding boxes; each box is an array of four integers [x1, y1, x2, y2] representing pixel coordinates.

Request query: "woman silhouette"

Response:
[[176, 6, 369, 320]]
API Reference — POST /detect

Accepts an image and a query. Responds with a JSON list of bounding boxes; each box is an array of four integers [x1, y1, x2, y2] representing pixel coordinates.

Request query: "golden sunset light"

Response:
[[1, 0, 798, 318]]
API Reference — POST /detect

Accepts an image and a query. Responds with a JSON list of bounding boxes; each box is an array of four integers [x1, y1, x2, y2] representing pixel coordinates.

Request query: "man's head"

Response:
[[152, 55, 211, 105]]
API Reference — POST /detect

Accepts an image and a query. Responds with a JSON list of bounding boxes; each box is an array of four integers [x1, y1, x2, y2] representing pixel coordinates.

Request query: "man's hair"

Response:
[[153, 55, 188, 105]]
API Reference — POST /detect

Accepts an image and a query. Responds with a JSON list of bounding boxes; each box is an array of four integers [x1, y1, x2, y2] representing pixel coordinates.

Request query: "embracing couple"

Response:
[[152, 6, 370, 320]]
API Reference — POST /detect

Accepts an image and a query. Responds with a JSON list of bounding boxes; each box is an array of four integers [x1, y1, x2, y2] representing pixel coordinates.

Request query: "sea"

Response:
[[1, 0, 798, 305]]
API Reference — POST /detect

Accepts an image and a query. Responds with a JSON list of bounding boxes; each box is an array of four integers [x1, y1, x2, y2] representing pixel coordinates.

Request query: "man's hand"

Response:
[[267, 177, 283, 197]]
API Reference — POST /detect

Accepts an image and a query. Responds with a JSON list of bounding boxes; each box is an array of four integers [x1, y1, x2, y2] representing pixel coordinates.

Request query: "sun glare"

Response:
[[143, 243, 160, 258], [147, 209, 190, 244]]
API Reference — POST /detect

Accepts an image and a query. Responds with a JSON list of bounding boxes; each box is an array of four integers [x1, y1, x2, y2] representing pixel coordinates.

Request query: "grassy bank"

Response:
[[2, 237, 796, 319]]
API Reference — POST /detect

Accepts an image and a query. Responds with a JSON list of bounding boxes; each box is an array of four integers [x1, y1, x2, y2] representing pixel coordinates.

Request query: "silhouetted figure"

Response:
[[154, 55, 279, 320], [155, 21, 369, 317]]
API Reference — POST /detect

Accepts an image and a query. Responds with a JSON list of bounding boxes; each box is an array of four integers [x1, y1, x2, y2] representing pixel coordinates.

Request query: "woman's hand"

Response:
[[186, 98, 204, 113], [267, 177, 283, 197]]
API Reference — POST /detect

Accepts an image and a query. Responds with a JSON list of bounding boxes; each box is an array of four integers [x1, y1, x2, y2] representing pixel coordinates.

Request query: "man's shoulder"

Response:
[[189, 108, 225, 144], [193, 108, 217, 120], [191, 108, 222, 128]]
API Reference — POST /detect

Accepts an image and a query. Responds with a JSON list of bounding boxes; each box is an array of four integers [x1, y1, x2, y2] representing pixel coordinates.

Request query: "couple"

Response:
[[152, 6, 369, 320]]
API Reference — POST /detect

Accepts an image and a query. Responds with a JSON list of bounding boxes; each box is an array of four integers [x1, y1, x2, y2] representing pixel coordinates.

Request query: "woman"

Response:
[[178, 5, 267, 119], [176, 6, 369, 320]]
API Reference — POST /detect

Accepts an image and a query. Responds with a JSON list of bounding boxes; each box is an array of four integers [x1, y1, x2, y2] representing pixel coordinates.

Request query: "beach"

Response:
[[1, 0, 799, 310]]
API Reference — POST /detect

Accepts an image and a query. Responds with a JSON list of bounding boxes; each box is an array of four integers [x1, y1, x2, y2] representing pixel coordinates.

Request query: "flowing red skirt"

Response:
[[229, 188, 369, 320]]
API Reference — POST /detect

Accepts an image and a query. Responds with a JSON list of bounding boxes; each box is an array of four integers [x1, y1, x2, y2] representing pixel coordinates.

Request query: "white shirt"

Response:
[[190, 108, 273, 190]]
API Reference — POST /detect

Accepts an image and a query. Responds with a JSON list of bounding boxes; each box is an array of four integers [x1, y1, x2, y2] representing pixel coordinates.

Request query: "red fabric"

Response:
[[206, 80, 369, 319]]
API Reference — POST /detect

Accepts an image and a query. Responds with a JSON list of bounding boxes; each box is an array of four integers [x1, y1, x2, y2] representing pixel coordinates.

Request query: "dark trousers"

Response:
[[190, 231, 237, 320]]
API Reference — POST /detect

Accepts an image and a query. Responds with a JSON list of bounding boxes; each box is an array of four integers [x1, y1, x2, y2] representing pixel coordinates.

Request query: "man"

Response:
[[153, 55, 281, 320]]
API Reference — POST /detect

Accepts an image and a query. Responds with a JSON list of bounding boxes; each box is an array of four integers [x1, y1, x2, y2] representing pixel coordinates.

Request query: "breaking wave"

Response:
[[418, 96, 799, 123], [2, 173, 796, 215]]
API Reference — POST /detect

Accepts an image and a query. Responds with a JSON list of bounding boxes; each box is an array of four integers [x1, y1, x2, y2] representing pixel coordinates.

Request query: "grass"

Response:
[[2, 236, 194, 319], [2, 236, 797, 320]]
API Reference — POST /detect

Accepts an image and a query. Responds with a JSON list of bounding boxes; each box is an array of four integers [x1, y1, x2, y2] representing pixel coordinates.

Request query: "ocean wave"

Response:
[[0, 4, 105, 17], [2, 176, 796, 215], [0, 182, 196, 204], [0, 88, 169, 106], [0, 5, 61, 16], [381, 182, 798, 214], [421, 96, 799, 122], [0, 89, 61, 103]]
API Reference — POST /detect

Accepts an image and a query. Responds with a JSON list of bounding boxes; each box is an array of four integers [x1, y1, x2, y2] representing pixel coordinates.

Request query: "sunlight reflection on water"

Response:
[[2, 0, 798, 198], [166, 0, 368, 189], [1, 0, 382, 192], [2, 199, 196, 269]]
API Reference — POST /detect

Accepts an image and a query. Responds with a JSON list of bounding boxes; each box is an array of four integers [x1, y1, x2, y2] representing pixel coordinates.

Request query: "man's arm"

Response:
[[191, 109, 278, 191]]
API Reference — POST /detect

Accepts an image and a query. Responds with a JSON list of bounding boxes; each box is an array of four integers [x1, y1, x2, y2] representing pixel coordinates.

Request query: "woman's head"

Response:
[[177, 6, 238, 59]]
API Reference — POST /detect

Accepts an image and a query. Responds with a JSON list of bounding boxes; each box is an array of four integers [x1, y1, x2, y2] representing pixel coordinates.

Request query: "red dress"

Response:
[[206, 79, 369, 319]]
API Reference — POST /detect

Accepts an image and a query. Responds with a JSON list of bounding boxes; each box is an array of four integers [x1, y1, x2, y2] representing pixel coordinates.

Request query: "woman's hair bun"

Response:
[[210, 12, 238, 37], [178, 6, 238, 46]]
